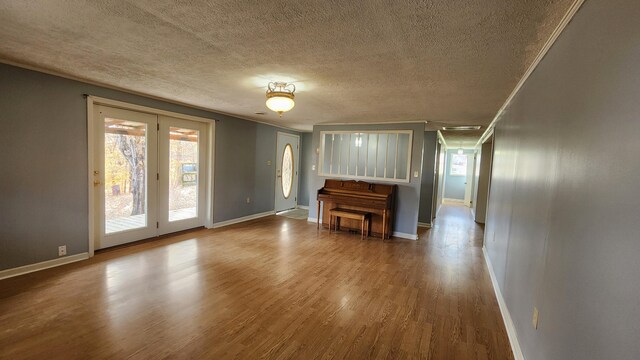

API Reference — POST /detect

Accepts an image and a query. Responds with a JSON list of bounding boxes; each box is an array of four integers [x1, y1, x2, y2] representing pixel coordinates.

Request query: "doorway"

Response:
[[443, 149, 474, 207], [92, 103, 211, 250], [472, 136, 494, 223], [275, 132, 300, 213]]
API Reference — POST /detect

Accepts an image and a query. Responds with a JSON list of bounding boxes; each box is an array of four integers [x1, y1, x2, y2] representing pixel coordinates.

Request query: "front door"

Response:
[[275, 132, 299, 212]]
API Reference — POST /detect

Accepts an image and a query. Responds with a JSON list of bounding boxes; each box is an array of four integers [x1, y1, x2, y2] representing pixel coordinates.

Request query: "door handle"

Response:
[[93, 181, 101, 186]]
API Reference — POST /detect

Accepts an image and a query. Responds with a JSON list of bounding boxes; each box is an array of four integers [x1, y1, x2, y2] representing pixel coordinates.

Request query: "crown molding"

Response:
[[475, 0, 586, 148]]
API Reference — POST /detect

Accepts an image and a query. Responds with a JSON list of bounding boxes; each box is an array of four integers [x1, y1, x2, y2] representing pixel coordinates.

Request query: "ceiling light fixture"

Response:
[[266, 82, 295, 117]]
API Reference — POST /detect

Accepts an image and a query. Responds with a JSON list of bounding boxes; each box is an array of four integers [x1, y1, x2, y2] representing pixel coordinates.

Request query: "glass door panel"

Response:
[[158, 116, 207, 235], [168, 127, 199, 222], [95, 105, 158, 249], [104, 118, 148, 233]]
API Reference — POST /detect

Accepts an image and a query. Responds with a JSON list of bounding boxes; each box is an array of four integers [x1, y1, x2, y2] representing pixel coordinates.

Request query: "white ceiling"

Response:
[[0, 0, 574, 143]]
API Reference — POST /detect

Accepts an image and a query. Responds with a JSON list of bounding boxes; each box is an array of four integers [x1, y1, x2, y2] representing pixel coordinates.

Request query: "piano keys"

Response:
[[317, 179, 397, 239]]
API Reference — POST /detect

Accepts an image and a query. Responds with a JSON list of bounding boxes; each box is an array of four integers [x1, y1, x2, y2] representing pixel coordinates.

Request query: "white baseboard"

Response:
[[307, 217, 317, 223], [212, 211, 275, 229], [417, 222, 432, 228], [392, 231, 418, 240], [482, 246, 524, 360], [0, 253, 89, 280], [443, 198, 464, 203], [297, 205, 309, 210]]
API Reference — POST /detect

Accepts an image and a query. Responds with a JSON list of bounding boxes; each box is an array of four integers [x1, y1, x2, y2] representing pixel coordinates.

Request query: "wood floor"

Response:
[[0, 204, 513, 359]]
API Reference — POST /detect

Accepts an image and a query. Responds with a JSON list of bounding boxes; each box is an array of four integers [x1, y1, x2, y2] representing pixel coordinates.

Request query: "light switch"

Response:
[[532, 307, 539, 329], [267, 160, 272, 166], [312, 165, 316, 171], [413, 171, 419, 178]]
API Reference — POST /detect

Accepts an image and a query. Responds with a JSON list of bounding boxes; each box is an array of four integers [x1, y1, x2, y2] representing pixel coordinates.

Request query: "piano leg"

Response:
[[317, 201, 321, 230]]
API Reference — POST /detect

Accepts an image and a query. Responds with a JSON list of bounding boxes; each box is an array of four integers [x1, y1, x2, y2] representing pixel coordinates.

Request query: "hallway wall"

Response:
[[418, 131, 437, 225], [297, 132, 313, 207], [484, 1, 640, 359]]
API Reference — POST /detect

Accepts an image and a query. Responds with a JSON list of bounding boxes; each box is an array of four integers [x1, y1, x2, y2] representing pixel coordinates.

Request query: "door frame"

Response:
[[87, 96, 216, 257], [274, 131, 300, 212], [464, 151, 477, 207]]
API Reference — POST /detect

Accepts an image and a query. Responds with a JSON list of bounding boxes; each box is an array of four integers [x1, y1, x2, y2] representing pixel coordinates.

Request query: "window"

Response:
[[450, 154, 467, 176], [281, 144, 294, 198], [319, 130, 413, 182]]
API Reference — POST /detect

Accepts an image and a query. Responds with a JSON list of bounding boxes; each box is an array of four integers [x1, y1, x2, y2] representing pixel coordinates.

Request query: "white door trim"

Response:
[[87, 96, 216, 256]]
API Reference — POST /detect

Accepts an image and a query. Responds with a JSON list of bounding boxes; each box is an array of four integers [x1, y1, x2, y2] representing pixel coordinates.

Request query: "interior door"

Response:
[[275, 132, 299, 212], [464, 153, 475, 207], [157, 116, 207, 235], [94, 105, 158, 249]]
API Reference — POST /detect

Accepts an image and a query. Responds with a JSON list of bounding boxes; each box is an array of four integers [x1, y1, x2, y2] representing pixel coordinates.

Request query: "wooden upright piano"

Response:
[[317, 179, 397, 239]]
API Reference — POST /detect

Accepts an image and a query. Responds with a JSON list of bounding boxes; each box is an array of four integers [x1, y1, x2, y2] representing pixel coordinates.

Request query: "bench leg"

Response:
[[361, 219, 364, 240], [366, 218, 370, 238]]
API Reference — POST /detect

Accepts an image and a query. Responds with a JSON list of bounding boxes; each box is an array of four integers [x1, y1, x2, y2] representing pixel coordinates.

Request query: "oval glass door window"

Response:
[[282, 144, 294, 199]]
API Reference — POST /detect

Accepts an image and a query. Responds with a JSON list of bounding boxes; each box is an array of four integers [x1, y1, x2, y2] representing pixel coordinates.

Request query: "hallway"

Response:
[[417, 203, 511, 359], [0, 204, 512, 359]]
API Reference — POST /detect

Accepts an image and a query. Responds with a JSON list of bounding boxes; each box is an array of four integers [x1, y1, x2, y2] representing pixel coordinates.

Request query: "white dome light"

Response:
[[266, 82, 296, 117]]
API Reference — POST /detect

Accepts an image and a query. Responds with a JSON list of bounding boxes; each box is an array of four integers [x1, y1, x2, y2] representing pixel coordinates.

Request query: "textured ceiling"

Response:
[[0, 0, 574, 143]]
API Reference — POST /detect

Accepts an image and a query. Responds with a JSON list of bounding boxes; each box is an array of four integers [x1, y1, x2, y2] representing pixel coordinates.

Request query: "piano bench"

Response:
[[329, 208, 372, 240]]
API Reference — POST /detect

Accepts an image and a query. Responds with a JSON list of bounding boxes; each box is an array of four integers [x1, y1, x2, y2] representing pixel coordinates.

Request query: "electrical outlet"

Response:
[[58, 245, 67, 257], [312, 164, 316, 171], [413, 171, 419, 178], [267, 160, 272, 166], [246, 197, 251, 204], [532, 307, 539, 329]]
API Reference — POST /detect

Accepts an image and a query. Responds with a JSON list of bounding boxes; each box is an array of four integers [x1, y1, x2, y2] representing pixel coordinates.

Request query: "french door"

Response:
[[93, 105, 207, 249]]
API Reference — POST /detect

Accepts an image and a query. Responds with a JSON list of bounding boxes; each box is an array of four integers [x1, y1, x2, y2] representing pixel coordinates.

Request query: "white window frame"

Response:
[[449, 154, 468, 176], [318, 130, 413, 183]]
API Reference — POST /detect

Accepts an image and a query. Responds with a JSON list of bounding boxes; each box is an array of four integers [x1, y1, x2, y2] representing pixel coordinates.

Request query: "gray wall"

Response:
[[0, 63, 298, 271], [215, 121, 298, 222], [484, 1, 640, 359], [418, 131, 437, 224], [297, 132, 313, 207], [443, 149, 472, 200], [308, 123, 425, 236]]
